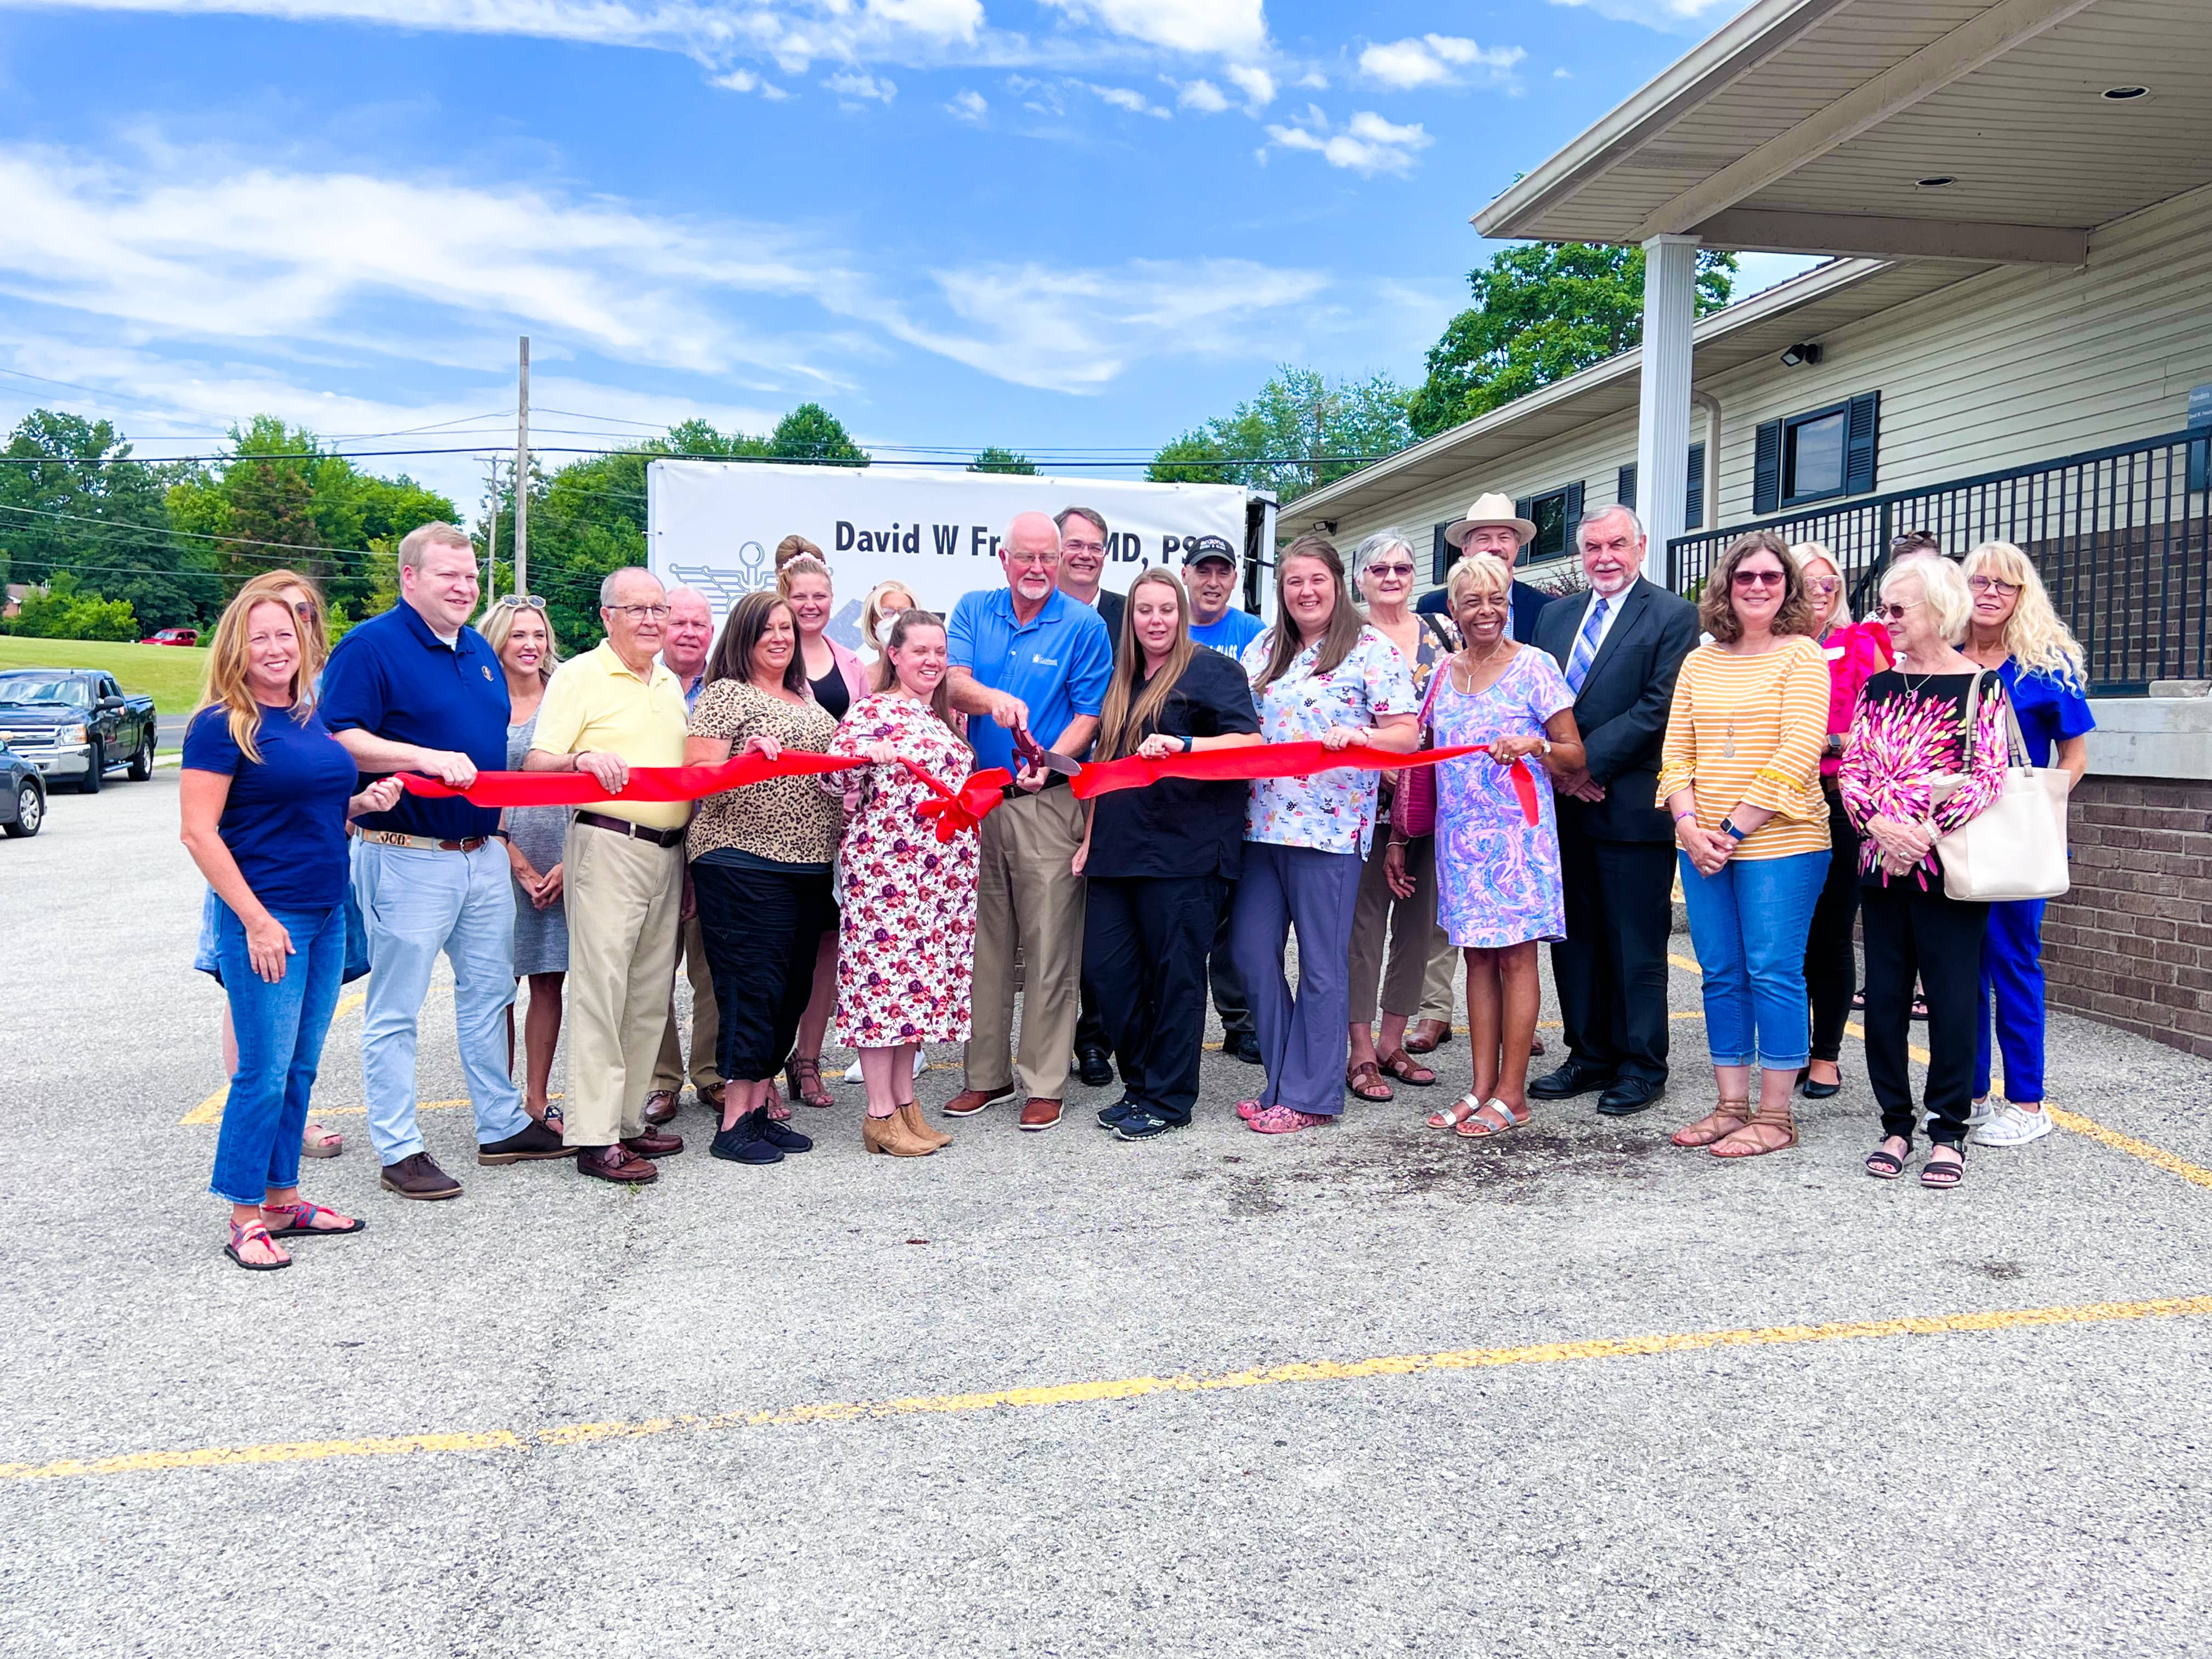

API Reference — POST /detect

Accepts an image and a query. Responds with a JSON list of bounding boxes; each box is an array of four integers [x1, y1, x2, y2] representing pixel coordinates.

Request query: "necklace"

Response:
[[1453, 638, 1511, 693]]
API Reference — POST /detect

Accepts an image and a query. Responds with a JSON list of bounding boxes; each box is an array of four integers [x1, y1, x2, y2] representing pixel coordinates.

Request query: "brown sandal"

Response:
[[1712, 1101, 1798, 1159], [1380, 1048, 1437, 1087], [785, 1056, 834, 1109], [1672, 1098, 1751, 1148], [1345, 1060, 1394, 1102]]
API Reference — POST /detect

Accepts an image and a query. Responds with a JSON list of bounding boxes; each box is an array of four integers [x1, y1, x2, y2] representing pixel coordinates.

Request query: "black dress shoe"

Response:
[[1798, 1068, 1843, 1099], [1074, 1045, 1115, 1088], [1595, 1076, 1666, 1116], [1230, 1031, 1263, 1065], [1529, 1060, 1617, 1101]]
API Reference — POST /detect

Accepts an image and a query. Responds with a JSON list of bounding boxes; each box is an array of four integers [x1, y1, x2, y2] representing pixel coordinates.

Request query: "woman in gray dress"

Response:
[[480, 596, 569, 1133]]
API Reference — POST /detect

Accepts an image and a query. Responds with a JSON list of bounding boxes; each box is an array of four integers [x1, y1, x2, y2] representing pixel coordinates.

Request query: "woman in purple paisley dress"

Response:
[[826, 611, 976, 1158], [1403, 552, 1583, 1140]]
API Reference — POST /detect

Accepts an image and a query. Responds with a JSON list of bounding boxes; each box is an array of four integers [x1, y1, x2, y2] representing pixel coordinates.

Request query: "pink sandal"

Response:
[[224, 1219, 291, 1272], [1249, 1106, 1333, 1135], [260, 1200, 366, 1238]]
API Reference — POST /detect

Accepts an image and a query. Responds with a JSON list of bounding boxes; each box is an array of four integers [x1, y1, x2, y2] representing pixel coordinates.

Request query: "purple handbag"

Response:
[[1392, 667, 1449, 839]]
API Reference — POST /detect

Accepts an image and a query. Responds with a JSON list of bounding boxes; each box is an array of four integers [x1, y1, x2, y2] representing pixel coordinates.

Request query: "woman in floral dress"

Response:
[[827, 610, 977, 1157], [1410, 552, 1583, 1139]]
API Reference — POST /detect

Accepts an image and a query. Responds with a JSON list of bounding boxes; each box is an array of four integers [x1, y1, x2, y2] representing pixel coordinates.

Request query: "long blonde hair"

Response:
[[1096, 568, 1198, 762], [1962, 541, 2085, 683], [1788, 541, 1852, 628], [198, 573, 317, 763], [476, 596, 563, 681]]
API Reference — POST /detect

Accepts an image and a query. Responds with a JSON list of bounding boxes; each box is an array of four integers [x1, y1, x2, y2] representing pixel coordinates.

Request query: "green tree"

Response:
[[1147, 367, 1411, 503], [1, 571, 139, 641], [769, 403, 868, 467], [1409, 242, 1737, 439], [968, 447, 1037, 475]]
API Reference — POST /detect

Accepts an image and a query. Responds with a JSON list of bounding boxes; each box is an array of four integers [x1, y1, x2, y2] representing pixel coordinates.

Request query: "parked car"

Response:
[[139, 627, 199, 647], [0, 669, 157, 793], [0, 741, 44, 837]]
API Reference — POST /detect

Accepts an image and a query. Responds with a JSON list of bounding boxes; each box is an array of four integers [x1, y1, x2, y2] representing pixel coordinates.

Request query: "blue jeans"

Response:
[[210, 901, 345, 1206], [352, 838, 526, 1163], [1677, 849, 1829, 1070], [1974, 897, 2047, 1103]]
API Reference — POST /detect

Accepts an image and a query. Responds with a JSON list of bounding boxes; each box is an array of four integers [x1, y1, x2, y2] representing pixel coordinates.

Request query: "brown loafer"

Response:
[[621, 1131, 685, 1159], [1017, 1097, 1063, 1131], [944, 1085, 1013, 1118], [1404, 1018, 1453, 1054], [641, 1090, 680, 1126], [380, 1151, 462, 1201], [577, 1144, 658, 1183]]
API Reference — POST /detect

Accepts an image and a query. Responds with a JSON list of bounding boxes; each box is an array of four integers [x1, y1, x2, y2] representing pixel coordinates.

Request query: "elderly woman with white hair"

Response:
[[1343, 528, 1461, 1102], [1959, 541, 2093, 1148], [1838, 556, 2011, 1188]]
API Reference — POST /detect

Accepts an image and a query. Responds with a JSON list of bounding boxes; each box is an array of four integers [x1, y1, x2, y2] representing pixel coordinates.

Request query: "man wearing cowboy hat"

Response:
[[1403, 492, 1558, 1056]]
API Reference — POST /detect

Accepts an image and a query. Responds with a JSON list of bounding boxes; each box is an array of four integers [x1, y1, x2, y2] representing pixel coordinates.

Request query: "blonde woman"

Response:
[[1960, 542, 2094, 1148], [181, 585, 402, 1269], [860, 579, 919, 664], [478, 596, 571, 1137], [1074, 568, 1262, 1139]]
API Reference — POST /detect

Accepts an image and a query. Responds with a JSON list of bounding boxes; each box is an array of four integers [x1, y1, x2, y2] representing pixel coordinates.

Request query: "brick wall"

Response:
[[2046, 777, 2212, 1058]]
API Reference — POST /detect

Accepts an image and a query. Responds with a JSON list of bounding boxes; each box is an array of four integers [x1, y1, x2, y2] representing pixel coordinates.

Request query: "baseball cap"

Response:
[[1181, 535, 1238, 567]]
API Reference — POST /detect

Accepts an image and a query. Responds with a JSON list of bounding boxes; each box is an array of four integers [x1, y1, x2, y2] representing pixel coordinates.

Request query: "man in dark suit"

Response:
[[1529, 504, 1699, 1116], [1404, 492, 1558, 1055]]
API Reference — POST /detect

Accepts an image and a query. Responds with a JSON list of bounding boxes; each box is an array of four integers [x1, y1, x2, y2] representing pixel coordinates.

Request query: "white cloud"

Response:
[[1039, 0, 1266, 55], [1088, 83, 1170, 119], [1261, 107, 1432, 176], [1544, 0, 1750, 31], [1175, 78, 1230, 114], [709, 67, 792, 99], [1358, 34, 1524, 89], [945, 88, 989, 123], [1224, 63, 1276, 109], [823, 70, 896, 102], [862, 0, 980, 38]]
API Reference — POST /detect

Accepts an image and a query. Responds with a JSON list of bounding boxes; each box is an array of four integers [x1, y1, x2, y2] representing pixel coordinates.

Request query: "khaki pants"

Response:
[[1347, 837, 1437, 1024], [652, 912, 722, 1095], [560, 820, 683, 1147], [1418, 911, 1460, 1027], [967, 786, 1086, 1102]]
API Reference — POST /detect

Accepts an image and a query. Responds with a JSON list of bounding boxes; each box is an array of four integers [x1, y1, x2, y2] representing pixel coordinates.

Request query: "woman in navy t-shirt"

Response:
[[1960, 542, 2096, 1149], [182, 589, 401, 1271]]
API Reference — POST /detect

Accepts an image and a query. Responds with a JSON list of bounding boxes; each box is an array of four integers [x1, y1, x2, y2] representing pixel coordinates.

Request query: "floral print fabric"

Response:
[[1837, 669, 2010, 889], [826, 692, 979, 1047], [1238, 625, 1419, 856], [1430, 648, 1575, 949]]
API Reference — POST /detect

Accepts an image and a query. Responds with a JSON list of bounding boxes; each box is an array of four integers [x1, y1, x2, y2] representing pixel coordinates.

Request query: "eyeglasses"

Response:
[[490, 594, 546, 611], [1806, 578, 1840, 595], [1875, 600, 1920, 621], [1731, 568, 1786, 589], [607, 603, 670, 621], [1060, 539, 1107, 556], [1364, 563, 1416, 580], [1967, 575, 2020, 596], [1005, 550, 1058, 568], [292, 600, 316, 620]]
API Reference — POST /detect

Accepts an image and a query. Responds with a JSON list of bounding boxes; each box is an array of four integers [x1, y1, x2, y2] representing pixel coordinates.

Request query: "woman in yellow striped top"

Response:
[[1657, 531, 1831, 1159]]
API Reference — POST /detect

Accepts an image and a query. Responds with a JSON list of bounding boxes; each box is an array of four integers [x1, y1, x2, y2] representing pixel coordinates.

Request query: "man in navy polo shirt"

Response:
[[942, 510, 1112, 1132], [322, 522, 555, 1200]]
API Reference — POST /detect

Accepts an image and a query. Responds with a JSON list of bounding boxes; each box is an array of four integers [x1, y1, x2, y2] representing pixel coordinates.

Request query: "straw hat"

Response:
[[1443, 491, 1537, 549]]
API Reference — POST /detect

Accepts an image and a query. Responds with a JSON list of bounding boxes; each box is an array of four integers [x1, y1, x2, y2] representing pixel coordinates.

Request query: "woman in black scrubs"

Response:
[[1077, 568, 1263, 1140]]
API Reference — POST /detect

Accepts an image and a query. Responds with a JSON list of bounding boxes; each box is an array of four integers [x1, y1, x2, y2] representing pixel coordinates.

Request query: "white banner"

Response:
[[647, 460, 1259, 648]]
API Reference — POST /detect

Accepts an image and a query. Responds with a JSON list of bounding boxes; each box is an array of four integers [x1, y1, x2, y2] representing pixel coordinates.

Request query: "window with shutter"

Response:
[[1562, 480, 1584, 560], [1685, 443, 1706, 529], [1844, 392, 1880, 495], [1753, 420, 1783, 515], [1520, 485, 1580, 565], [1617, 463, 1638, 510], [1432, 522, 1452, 585]]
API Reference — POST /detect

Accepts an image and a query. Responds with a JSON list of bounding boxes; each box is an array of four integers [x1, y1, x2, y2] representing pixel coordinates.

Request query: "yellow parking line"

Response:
[[6, 1292, 2207, 1485], [2047, 1107, 2212, 1191]]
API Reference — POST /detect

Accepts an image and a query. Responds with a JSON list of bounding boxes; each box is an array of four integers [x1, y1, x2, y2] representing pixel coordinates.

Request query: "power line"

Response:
[[0, 443, 1384, 470], [0, 499, 384, 559]]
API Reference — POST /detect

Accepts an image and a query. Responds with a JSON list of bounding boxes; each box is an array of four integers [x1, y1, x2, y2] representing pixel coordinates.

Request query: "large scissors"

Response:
[[1011, 726, 1083, 778]]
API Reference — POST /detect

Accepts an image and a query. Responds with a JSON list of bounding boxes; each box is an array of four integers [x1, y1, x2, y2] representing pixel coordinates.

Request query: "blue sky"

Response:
[[0, 0, 1794, 509]]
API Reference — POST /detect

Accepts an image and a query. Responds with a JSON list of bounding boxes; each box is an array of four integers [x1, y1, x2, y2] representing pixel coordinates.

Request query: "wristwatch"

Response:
[[1719, 816, 1748, 842], [1180, 735, 1194, 753]]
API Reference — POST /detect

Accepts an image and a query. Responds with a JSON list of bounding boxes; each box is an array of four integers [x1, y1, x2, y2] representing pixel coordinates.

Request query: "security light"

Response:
[[1779, 343, 1824, 368]]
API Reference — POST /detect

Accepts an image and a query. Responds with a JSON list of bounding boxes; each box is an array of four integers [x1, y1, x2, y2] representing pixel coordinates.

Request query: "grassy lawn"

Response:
[[0, 637, 208, 738]]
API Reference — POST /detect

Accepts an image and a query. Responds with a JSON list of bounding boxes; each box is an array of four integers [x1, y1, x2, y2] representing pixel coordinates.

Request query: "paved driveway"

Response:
[[2, 776, 2207, 1657]]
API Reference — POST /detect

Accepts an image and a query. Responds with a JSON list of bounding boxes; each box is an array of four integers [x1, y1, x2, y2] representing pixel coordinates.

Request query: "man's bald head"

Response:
[[661, 585, 714, 681], [1000, 511, 1062, 614]]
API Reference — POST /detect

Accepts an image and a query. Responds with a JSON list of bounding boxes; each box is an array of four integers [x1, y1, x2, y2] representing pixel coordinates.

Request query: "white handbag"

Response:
[[1926, 673, 2070, 902]]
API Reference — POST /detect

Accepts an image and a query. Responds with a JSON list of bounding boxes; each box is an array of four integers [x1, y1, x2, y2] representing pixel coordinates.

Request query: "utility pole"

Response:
[[482, 456, 500, 599], [514, 335, 530, 599]]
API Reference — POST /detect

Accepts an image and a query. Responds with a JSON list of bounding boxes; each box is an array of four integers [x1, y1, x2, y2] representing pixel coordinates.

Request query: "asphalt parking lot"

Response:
[[3, 774, 2209, 1657]]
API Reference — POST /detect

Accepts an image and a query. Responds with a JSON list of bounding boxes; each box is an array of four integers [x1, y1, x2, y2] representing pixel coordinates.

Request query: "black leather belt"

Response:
[[575, 809, 686, 848]]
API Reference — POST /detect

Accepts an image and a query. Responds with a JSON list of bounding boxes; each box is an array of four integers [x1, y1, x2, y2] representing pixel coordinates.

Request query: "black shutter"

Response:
[[1753, 420, 1783, 515], [1431, 522, 1452, 585], [1685, 442, 1706, 529], [1561, 480, 1584, 562], [1844, 391, 1880, 495], [1617, 462, 1638, 510]]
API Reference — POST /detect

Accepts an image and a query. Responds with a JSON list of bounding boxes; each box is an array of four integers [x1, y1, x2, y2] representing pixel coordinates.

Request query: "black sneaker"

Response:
[[477, 1120, 571, 1165], [1096, 1098, 1138, 1131], [710, 1119, 783, 1165], [755, 1109, 814, 1154], [1229, 1031, 1263, 1065], [1116, 1111, 1177, 1142]]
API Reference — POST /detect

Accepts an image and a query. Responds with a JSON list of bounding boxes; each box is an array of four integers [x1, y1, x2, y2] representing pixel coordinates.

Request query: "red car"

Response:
[[139, 628, 199, 647]]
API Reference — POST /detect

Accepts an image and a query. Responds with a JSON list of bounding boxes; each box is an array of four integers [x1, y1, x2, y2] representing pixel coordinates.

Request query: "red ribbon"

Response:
[[904, 761, 1015, 842], [1075, 740, 1542, 827], [398, 750, 865, 807]]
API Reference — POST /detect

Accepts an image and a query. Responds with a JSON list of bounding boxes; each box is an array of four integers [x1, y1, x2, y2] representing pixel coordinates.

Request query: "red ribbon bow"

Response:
[[904, 761, 1014, 842]]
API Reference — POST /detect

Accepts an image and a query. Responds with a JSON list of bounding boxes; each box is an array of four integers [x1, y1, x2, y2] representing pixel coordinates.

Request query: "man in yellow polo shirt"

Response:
[[526, 566, 692, 1183]]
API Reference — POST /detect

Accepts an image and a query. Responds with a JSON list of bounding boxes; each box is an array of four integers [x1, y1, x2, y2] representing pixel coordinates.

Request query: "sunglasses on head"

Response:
[[491, 594, 548, 611]]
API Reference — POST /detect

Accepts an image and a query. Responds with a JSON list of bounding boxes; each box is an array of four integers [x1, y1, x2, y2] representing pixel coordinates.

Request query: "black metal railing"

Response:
[[1667, 427, 2212, 694]]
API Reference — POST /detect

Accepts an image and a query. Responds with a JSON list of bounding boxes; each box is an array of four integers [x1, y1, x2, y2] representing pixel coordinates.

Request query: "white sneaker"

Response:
[[843, 1059, 863, 1084], [1972, 1102, 2053, 1147], [1966, 1096, 1993, 1126], [842, 1053, 928, 1083]]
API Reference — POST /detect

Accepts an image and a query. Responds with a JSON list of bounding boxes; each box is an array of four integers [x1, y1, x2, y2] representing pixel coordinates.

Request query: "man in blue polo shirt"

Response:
[[942, 510, 1113, 1132], [321, 522, 553, 1200]]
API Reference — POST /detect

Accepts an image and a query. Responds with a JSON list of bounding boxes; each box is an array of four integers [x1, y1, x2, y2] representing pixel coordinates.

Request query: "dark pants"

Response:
[[1076, 975, 1109, 1057], [1229, 842, 1361, 1116], [693, 861, 836, 1083], [1804, 787, 1864, 1065], [1209, 886, 1252, 1039], [1552, 812, 1674, 1085], [1084, 874, 1226, 1125], [1860, 878, 1989, 1147]]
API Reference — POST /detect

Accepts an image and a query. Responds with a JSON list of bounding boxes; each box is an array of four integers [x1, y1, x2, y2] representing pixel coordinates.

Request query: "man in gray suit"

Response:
[[1529, 505, 1699, 1117]]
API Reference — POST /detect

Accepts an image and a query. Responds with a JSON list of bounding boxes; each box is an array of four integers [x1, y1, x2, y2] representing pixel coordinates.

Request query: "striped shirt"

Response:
[[1655, 636, 1831, 861]]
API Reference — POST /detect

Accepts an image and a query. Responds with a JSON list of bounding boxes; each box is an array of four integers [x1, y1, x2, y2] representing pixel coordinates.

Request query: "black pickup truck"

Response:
[[0, 668, 158, 793]]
